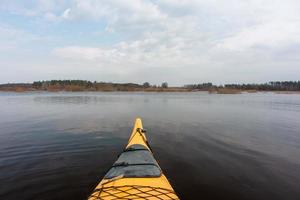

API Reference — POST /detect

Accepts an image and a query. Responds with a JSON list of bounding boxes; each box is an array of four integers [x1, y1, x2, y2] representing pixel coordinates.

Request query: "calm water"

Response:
[[0, 92, 300, 200]]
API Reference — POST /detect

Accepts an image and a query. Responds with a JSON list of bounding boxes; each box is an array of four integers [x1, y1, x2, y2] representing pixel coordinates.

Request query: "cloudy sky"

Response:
[[0, 0, 299, 85]]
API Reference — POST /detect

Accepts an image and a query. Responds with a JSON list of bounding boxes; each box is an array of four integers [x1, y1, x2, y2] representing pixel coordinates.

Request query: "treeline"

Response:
[[1, 80, 300, 92], [184, 81, 300, 91], [184, 83, 214, 90], [33, 80, 95, 88], [33, 80, 142, 91], [224, 81, 300, 91], [30, 80, 171, 92]]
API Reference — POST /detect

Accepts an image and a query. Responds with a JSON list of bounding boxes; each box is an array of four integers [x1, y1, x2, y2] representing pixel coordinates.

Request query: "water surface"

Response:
[[0, 92, 300, 200]]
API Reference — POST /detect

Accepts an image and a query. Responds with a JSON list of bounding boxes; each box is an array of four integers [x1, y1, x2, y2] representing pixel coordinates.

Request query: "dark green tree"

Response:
[[143, 82, 150, 88], [161, 82, 168, 88]]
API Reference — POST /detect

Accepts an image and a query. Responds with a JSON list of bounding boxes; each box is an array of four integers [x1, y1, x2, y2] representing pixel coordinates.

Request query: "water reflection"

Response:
[[0, 92, 300, 200]]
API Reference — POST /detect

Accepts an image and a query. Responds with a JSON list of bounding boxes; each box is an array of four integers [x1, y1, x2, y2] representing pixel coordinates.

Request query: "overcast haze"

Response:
[[0, 0, 300, 85]]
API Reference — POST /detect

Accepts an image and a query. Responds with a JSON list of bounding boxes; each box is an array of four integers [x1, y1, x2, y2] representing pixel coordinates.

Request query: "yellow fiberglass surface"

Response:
[[88, 118, 180, 200]]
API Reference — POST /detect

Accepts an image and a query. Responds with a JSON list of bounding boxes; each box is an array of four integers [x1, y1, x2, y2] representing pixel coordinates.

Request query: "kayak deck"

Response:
[[88, 118, 179, 200]]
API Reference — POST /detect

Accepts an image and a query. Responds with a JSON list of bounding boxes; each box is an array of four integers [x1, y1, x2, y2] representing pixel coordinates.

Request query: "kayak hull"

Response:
[[88, 118, 179, 200]]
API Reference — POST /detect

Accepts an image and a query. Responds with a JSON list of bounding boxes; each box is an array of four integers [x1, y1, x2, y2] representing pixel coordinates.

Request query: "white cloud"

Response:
[[52, 31, 207, 69], [53, 46, 122, 61], [62, 8, 71, 19], [1, 0, 300, 84], [216, 20, 300, 51]]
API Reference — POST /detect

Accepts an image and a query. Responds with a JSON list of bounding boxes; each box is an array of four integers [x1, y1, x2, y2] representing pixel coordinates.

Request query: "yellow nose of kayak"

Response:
[[126, 118, 150, 150], [88, 118, 180, 200]]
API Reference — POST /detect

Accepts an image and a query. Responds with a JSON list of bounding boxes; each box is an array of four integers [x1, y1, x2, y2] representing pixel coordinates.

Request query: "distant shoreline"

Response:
[[1, 80, 300, 94], [0, 88, 191, 93], [1, 88, 300, 95]]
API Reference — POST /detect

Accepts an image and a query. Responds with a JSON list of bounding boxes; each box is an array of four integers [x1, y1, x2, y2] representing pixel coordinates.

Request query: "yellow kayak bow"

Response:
[[88, 118, 179, 200]]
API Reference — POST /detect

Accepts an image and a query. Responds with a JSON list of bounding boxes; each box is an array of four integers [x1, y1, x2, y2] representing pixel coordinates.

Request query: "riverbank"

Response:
[[1, 87, 300, 94], [1, 80, 300, 94], [0, 85, 190, 93]]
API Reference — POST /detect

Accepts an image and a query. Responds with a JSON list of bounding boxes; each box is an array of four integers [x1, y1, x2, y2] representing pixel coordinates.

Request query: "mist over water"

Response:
[[0, 92, 300, 200]]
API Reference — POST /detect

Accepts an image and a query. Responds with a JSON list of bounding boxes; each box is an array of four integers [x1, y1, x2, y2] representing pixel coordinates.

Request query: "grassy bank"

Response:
[[1, 80, 300, 93], [0, 83, 191, 92]]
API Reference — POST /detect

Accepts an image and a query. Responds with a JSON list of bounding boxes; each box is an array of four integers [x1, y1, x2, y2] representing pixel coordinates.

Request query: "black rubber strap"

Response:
[[124, 147, 149, 152], [113, 162, 159, 167]]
